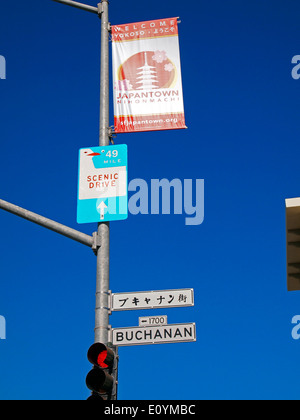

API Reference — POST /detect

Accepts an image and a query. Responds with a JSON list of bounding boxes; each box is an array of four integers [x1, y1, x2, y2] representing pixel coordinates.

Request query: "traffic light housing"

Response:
[[286, 198, 300, 291], [86, 343, 118, 400]]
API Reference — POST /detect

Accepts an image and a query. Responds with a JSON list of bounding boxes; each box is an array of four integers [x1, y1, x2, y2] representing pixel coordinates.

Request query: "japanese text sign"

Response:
[[111, 288, 194, 311]]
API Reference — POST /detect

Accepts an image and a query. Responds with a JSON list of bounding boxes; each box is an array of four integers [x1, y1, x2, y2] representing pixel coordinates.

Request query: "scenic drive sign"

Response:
[[111, 323, 196, 347], [77, 145, 128, 223]]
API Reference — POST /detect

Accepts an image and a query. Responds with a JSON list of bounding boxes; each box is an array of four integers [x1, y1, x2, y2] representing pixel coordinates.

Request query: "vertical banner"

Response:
[[112, 18, 187, 133]]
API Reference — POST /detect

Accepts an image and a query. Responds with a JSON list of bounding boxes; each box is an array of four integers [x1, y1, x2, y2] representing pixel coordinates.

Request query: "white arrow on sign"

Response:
[[97, 201, 108, 220]]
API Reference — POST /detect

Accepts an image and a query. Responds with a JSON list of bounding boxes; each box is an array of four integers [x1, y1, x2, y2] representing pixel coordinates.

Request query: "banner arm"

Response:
[[0, 199, 94, 248], [51, 0, 99, 14]]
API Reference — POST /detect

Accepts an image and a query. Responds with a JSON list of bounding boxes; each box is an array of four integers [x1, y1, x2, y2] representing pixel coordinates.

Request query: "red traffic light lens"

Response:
[[97, 350, 108, 368], [87, 343, 114, 368]]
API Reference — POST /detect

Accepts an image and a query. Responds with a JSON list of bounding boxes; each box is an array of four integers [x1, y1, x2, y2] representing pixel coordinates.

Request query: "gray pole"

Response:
[[52, 0, 112, 346], [95, 0, 110, 345]]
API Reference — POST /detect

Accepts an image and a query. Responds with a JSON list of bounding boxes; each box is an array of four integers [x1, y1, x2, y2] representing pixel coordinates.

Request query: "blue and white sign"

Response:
[[77, 145, 128, 224]]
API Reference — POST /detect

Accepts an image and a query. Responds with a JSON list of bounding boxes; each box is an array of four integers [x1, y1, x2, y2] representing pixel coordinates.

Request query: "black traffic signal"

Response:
[[86, 343, 118, 400]]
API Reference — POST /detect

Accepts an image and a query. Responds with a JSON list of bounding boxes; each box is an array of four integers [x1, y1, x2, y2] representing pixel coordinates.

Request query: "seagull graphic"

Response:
[[84, 150, 101, 157], [81, 148, 104, 169]]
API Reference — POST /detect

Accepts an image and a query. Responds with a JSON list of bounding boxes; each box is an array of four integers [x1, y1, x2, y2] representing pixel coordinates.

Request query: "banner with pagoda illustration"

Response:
[[112, 18, 187, 133]]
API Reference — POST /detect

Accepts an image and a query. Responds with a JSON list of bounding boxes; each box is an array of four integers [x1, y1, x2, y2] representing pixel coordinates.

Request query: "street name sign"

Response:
[[77, 145, 128, 224], [111, 323, 196, 347], [111, 288, 194, 311]]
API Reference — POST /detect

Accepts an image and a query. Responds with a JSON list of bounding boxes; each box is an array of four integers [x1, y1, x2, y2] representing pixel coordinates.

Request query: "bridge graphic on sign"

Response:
[[77, 145, 128, 224]]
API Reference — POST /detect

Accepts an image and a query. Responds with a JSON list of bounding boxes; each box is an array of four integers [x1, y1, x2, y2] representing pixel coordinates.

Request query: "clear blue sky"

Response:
[[1, 0, 300, 400]]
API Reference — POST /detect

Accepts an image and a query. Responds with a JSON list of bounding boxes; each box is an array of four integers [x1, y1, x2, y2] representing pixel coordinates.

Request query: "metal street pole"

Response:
[[95, 0, 110, 345], [51, 0, 111, 345]]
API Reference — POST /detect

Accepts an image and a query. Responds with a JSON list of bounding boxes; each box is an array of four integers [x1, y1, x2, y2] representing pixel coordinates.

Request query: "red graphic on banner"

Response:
[[116, 51, 176, 91]]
